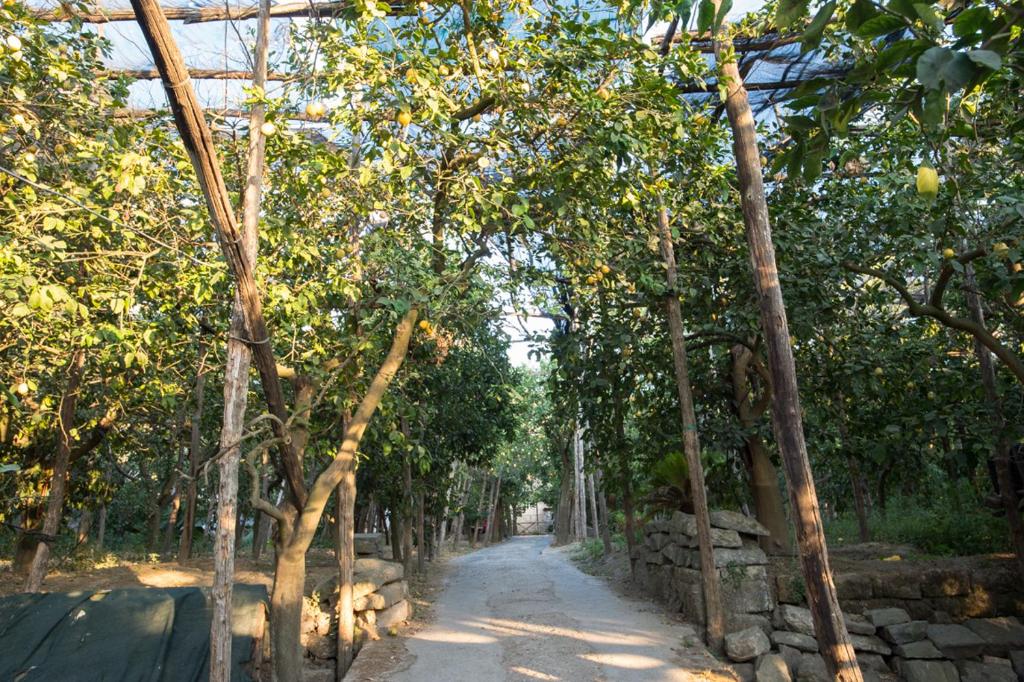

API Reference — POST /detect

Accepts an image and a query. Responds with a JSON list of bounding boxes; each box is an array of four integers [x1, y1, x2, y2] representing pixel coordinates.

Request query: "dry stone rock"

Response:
[[927, 623, 986, 658], [894, 659, 959, 682], [879, 620, 928, 644], [849, 633, 891, 656], [755, 653, 792, 682], [856, 652, 890, 673], [709, 510, 770, 537], [713, 546, 768, 568], [834, 573, 873, 600], [668, 511, 699, 535], [777, 644, 802, 675], [733, 662, 755, 682], [775, 605, 815, 636], [352, 591, 385, 611], [727, 612, 772, 637], [721, 565, 774, 614], [892, 640, 943, 659], [843, 613, 876, 636], [958, 660, 1017, 682], [354, 532, 384, 556], [662, 544, 691, 566], [726, 626, 771, 662], [771, 630, 818, 652], [1010, 650, 1024, 679], [920, 568, 972, 598], [864, 607, 910, 628], [964, 617, 1024, 656], [795, 654, 828, 682], [675, 528, 744, 548], [376, 599, 411, 629], [870, 573, 922, 600]]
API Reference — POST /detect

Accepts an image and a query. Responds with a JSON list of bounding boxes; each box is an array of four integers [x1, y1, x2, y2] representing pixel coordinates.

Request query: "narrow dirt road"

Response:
[[362, 535, 736, 681]]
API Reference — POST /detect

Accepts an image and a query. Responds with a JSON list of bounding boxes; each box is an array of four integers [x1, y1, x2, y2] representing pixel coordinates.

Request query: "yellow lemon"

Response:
[[916, 165, 939, 199]]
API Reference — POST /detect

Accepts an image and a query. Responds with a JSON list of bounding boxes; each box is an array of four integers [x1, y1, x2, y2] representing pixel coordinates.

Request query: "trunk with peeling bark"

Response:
[[335, 466, 356, 678], [730, 344, 791, 553], [596, 470, 613, 556], [587, 472, 600, 545], [416, 490, 426, 573], [25, 349, 86, 592], [554, 440, 573, 545], [179, 337, 210, 563], [656, 201, 724, 652], [714, 41, 860, 680]]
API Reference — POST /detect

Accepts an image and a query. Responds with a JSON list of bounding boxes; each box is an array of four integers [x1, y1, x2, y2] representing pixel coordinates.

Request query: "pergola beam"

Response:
[[35, 0, 415, 24]]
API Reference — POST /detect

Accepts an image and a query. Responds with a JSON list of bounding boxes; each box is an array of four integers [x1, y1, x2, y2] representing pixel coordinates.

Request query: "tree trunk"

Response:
[[270, 526, 305, 682], [416, 491, 427, 572], [335, 469, 356, 679], [252, 475, 272, 560], [402, 452, 414, 575], [587, 472, 600, 544], [485, 477, 502, 545], [730, 344, 791, 553], [96, 504, 107, 551], [77, 507, 93, 546], [964, 265, 1024, 572], [573, 425, 587, 541], [472, 478, 490, 547], [179, 336, 210, 563], [554, 440, 573, 545], [25, 349, 86, 592], [655, 201, 725, 651], [596, 470, 613, 555], [391, 510, 404, 563], [714, 40, 861, 679]]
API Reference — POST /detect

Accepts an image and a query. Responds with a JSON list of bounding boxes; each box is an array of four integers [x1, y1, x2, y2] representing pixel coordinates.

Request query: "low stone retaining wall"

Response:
[[631, 510, 1024, 681], [302, 556, 412, 677]]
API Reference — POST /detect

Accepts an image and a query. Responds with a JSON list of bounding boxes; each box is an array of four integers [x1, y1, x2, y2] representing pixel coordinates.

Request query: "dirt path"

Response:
[[357, 535, 736, 681]]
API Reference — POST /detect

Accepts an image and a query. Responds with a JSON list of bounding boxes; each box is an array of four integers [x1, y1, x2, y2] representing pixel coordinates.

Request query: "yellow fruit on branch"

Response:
[[418, 320, 430, 330], [405, 67, 419, 84], [260, 121, 277, 137], [305, 101, 326, 119], [993, 242, 1010, 257], [398, 111, 413, 127], [916, 165, 939, 199], [596, 87, 611, 101], [16, 382, 29, 395], [942, 247, 956, 259]]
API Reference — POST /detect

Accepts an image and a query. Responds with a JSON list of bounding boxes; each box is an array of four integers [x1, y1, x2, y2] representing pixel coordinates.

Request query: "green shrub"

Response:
[[825, 499, 1010, 556]]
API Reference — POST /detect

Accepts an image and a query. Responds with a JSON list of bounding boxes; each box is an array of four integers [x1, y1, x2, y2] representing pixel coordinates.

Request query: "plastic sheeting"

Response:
[[0, 584, 268, 681]]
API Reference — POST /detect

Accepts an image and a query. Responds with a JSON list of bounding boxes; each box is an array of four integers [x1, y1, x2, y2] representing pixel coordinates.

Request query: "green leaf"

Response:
[[713, 0, 732, 32], [952, 6, 990, 38], [801, 0, 836, 51], [916, 46, 977, 92], [775, 0, 808, 29], [913, 3, 944, 32], [845, 0, 878, 31], [967, 49, 1001, 71], [855, 14, 906, 38], [696, 0, 715, 33]]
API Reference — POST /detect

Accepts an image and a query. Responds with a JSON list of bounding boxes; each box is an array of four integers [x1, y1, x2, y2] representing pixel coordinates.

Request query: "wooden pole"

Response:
[[210, 0, 270, 677], [655, 201, 725, 652], [713, 30, 861, 680]]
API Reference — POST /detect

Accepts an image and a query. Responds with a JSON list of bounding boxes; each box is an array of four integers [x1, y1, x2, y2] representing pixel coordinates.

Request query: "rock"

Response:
[[668, 511, 699, 536], [645, 550, 666, 565], [755, 653, 792, 682], [721, 565, 774, 614], [927, 623, 987, 659], [892, 640, 943, 659], [726, 626, 771, 662], [302, 664, 336, 682], [849, 634, 891, 656], [795, 654, 828, 682], [864, 607, 910, 628], [352, 592, 386, 611], [709, 510, 771, 537], [774, 605, 815, 636], [375, 599, 411, 629], [675, 528, 744, 548], [304, 632, 335, 660], [1010, 650, 1024, 679], [777, 644, 802, 675], [376, 580, 409, 609], [775, 575, 806, 605], [834, 573, 874, 601], [713, 546, 768, 568], [844, 613, 877, 636], [982, 655, 1013, 666], [354, 532, 384, 556], [880, 620, 928, 644], [733, 662, 756, 682], [964, 617, 1024, 656], [727, 612, 772, 637], [893, 659, 959, 682], [958, 660, 1017, 682], [662, 544, 692, 566], [857, 653, 890, 673], [771, 630, 818, 653], [920, 568, 972, 598], [870, 573, 922, 600]]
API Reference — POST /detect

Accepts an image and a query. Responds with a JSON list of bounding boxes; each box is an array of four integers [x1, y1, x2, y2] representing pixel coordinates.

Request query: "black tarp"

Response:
[[0, 584, 267, 681]]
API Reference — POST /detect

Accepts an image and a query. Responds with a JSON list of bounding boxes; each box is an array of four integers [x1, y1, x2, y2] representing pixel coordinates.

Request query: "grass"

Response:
[[824, 500, 1011, 557]]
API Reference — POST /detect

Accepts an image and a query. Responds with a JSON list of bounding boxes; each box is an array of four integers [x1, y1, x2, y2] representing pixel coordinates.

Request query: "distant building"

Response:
[[516, 502, 552, 535]]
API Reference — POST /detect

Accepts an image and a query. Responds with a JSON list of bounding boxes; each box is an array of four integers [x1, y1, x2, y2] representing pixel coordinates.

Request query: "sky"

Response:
[[56, 0, 768, 367]]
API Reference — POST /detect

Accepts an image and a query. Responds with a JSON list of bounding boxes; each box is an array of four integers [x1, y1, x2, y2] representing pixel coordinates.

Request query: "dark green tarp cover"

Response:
[[0, 584, 267, 681]]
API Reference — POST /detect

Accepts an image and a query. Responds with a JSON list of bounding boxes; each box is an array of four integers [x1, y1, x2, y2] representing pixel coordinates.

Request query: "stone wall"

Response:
[[632, 511, 1024, 681], [630, 510, 775, 635]]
